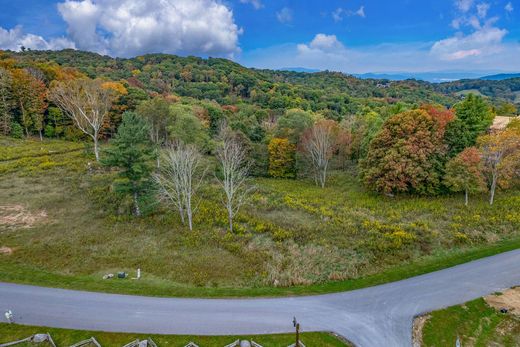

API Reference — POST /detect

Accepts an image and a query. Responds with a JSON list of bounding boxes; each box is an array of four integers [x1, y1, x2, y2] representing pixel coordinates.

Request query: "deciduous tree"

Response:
[[478, 129, 520, 205], [154, 142, 205, 230], [50, 78, 113, 161], [0, 68, 13, 135], [216, 128, 252, 233], [361, 109, 446, 195], [268, 137, 296, 178], [300, 119, 340, 188], [444, 147, 486, 206], [11, 69, 47, 139]]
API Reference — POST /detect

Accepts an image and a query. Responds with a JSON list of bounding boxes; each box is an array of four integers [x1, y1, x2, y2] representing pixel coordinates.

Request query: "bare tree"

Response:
[[216, 129, 252, 233], [154, 142, 205, 230], [301, 120, 339, 188], [50, 79, 113, 161]]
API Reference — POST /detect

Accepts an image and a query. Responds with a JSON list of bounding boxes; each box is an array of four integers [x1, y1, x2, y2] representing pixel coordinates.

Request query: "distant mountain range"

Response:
[[480, 73, 520, 81], [279, 67, 321, 73], [354, 72, 520, 83], [279, 68, 520, 83]]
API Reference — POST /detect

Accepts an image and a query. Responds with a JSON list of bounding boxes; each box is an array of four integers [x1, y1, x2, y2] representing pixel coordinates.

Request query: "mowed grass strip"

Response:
[[0, 324, 349, 347]]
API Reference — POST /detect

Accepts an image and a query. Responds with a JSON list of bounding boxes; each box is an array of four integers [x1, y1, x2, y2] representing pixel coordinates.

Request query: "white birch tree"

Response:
[[301, 119, 339, 188], [216, 129, 252, 233], [50, 79, 112, 161], [155, 142, 205, 230]]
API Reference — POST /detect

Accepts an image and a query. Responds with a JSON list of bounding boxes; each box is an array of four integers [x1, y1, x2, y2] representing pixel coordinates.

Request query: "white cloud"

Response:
[[476, 3, 490, 18], [239, 0, 263, 10], [431, 25, 507, 61], [456, 0, 474, 12], [299, 34, 346, 53], [276, 7, 293, 24], [56, 0, 241, 57], [0, 25, 75, 51], [505, 2, 514, 12], [332, 6, 366, 22], [355, 6, 366, 18]]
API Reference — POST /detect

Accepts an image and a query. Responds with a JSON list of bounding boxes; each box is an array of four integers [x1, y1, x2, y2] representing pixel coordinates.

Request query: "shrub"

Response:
[[10, 122, 23, 139]]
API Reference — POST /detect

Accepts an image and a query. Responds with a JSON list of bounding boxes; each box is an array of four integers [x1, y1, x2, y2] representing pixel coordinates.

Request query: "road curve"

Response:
[[1, 249, 520, 346]]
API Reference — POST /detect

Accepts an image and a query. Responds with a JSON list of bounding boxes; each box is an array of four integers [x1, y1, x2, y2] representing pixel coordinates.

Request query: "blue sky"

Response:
[[0, 0, 518, 73]]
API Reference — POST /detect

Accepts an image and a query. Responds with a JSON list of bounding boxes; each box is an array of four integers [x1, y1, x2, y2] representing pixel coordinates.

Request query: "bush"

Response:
[[44, 125, 55, 138], [9, 122, 23, 139]]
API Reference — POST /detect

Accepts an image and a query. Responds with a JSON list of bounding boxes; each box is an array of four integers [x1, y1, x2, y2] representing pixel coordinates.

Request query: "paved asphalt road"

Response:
[[1, 249, 520, 346]]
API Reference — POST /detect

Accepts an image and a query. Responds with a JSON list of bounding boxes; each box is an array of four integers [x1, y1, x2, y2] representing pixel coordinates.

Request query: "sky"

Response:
[[0, 0, 518, 74]]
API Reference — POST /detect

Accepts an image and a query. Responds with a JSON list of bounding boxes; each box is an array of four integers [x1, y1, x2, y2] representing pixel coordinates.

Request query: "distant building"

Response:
[[490, 116, 516, 132]]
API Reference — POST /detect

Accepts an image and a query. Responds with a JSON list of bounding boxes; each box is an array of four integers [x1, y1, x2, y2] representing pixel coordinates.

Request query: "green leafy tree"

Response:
[[102, 112, 156, 216], [136, 96, 171, 146], [169, 104, 211, 151], [445, 94, 494, 156], [444, 147, 486, 206], [275, 109, 315, 144]]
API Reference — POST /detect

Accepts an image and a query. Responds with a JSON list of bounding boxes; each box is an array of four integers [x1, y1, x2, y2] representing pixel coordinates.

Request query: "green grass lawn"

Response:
[[0, 324, 349, 347], [422, 298, 520, 347], [1, 136, 520, 297]]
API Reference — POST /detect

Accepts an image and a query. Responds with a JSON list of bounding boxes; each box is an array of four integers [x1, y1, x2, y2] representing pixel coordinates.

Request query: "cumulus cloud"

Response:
[[431, 1, 511, 61], [276, 7, 293, 24], [240, 0, 263, 10], [298, 34, 346, 54], [0, 25, 75, 51], [505, 2, 514, 12], [56, 0, 241, 57], [431, 26, 507, 60]]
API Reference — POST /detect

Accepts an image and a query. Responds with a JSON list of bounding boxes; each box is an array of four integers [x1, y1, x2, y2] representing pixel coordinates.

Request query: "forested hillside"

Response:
[[1, 48, 520, 293]]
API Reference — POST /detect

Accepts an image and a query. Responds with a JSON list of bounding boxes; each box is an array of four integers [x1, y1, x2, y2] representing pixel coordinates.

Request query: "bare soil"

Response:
[[0, 246, 13, 255], [485, 287, 520, 315], [412, 314, 430, 347], [0, 205, 47, 230]]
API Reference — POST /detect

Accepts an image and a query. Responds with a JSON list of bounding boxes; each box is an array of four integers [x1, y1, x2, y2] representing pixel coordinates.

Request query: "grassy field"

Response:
[[1, 136, 520, 297], [422, 298, 520, 346], [0, 323, 349, 347]]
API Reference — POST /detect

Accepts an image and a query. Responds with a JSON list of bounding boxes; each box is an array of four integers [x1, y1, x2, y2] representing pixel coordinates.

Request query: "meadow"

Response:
[[1, 136, 520, 296]]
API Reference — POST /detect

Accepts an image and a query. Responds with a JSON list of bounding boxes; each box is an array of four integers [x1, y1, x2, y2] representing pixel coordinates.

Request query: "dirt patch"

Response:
[[412, 314, 430, 347], [485, 287, 520, 315], [0, 246, 14, 255], [0, 204, 47, 229]]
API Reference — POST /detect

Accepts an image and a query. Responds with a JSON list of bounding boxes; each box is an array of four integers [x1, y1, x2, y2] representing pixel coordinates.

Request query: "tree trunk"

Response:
[[489, 174, 497, 205], [93, 137, 100, 161], [133, 191, 141, 217], [39, 129, 43, 141], [228, 206, 233, 233], [464, 188, 468, 206]]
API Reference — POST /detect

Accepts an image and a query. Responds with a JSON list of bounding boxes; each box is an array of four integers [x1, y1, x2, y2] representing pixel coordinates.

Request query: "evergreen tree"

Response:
[[445, 94, 494, 157], [103, 112, 156, 216]]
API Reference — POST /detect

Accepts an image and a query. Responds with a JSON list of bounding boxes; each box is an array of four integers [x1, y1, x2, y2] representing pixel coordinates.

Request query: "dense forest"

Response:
[[0, 48, 519, 197]]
